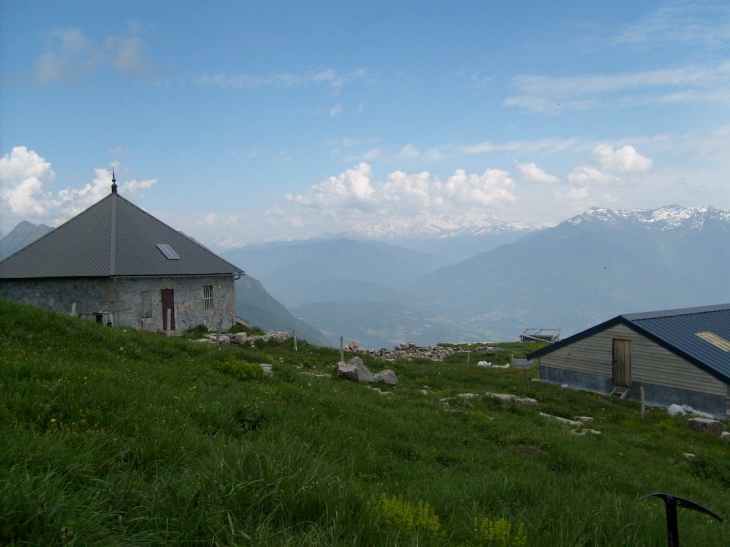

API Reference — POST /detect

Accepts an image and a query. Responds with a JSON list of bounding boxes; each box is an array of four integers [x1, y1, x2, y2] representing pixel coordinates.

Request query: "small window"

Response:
[[140, 291, 153, 318], [156, 243, 180, 260], [203, 286, 213, 311]]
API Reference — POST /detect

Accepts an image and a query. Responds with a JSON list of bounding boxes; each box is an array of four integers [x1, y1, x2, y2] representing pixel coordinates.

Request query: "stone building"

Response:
[[527, 304, 730, 419], [0, 175, 244, 333]]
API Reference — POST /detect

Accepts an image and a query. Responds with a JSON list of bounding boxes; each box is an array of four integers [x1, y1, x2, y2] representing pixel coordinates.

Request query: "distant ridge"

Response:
[[567, 204, 730, 230], [0, 221, 53, 261]]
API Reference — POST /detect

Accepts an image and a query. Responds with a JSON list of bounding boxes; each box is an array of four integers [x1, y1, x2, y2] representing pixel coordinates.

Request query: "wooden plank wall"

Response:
[[541, 323, 727, 396]]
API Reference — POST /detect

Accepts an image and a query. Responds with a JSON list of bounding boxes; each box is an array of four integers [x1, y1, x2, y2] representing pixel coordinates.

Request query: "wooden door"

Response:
[[612, 339, 632, 388], [161, 289, 175, 331]]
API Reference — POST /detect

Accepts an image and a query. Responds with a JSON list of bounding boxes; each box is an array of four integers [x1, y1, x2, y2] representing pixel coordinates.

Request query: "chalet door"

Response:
[[612, 339, 632, 388], [161, 289, 175, 331]]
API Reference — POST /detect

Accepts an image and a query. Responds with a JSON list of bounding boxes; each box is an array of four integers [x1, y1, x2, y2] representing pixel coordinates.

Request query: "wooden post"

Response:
[[340, 336, 344, 362], [293, 331, 297, 352], [640, 386, 645, 419], [216, 319, 223, 344], [166, 309, 171, 337]]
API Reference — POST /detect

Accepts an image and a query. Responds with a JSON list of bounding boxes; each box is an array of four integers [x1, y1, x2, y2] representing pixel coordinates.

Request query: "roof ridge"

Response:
[[110, 193, 117, 275]]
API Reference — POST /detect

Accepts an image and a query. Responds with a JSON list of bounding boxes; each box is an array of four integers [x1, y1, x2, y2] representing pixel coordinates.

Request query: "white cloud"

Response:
[[196, 68, 367, 90], [440, 169, 518, 207], [514, 160, 559, 184], [0, 146, 55, 216], [32, 28, 158, 84], [591, 144, 653, 173], [362, 148, 382, 160], [459, 137, 580, 154], [505, 61, 730, 113], [196, 213, 240, 228], [567, 166, 622, 187], [0, 147, 156, 224], [422, 148, 445, 162], [397, 144, 421, 159], [557, 186, 590, 201], [610, 3, 730, 49], [285, 163, 376, 210], [284, 162, 517, 216], [330, 103, 343, 117]]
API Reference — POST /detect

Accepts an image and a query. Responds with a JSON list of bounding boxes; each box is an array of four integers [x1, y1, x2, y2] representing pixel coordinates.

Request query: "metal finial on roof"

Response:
[[111, 168, 118, 194]]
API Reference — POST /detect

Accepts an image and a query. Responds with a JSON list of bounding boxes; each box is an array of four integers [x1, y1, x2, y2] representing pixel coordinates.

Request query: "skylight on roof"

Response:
[[156, 243, 180, 260], [696, 331, 730, 352]]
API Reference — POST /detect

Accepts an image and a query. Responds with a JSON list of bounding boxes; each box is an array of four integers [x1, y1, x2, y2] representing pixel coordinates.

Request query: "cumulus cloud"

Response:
[[567, 166, 622, 186], [566, 144, 652, 188], [33, 28, 158, 84], [330, 103, 343, 117], [284, 162, 517, 216], [0, 146, 55, 216], [285, 163, 376, 210], [591, 144, 653, 173], [514, 160, 559, 183], [0, 147, 156, 224]]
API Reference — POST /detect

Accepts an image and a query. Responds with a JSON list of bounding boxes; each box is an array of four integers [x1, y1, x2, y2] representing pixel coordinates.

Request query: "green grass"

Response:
[[0, 298, 728, 546]]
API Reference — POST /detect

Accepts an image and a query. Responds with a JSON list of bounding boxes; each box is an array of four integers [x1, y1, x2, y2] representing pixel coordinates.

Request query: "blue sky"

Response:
[[2, 1, 729, 246]]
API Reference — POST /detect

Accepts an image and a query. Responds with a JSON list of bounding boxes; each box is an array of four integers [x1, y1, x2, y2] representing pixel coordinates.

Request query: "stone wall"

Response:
[[0, 275, 236, 333]]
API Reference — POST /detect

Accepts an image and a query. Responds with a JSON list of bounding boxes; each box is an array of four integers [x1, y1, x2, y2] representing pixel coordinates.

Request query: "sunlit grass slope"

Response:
[[1, 298, 728, 546]]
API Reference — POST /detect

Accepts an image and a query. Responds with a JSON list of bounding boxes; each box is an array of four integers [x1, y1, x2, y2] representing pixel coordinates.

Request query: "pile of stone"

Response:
[[198, 331, 291, 345], [348, 341, 456, 362]]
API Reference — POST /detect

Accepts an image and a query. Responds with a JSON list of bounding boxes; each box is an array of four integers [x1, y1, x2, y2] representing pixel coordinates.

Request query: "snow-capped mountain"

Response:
[[349, 212, 550, 240], [567, 205, 730, 231]]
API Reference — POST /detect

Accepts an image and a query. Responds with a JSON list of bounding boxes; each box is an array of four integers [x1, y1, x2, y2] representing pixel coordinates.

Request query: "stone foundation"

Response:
[[0, 275, 236, 333]]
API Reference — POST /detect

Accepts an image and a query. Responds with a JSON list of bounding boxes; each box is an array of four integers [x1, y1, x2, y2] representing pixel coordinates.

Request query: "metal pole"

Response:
[[639, 492, 723, 547], [340, 336, 344, 362]]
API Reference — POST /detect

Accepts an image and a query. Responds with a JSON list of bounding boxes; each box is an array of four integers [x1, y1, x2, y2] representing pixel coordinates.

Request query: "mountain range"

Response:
[[223, 204, 730, 348], [4, 205, 728, 349]]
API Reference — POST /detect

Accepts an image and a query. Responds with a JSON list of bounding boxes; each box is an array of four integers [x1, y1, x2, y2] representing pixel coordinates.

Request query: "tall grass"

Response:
[[0, 298, 728, 545]]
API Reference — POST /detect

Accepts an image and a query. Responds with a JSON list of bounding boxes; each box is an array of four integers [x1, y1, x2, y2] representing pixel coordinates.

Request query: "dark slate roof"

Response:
[[0, 191, 244, 278], [527, 304, 730, 384]]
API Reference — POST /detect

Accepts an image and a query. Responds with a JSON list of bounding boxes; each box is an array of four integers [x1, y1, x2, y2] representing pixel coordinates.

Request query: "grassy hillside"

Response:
[[1, 299, 729, 546]]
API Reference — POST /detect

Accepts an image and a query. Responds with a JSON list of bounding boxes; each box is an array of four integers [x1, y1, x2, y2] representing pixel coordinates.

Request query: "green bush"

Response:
[[213, 358, 266, 382]]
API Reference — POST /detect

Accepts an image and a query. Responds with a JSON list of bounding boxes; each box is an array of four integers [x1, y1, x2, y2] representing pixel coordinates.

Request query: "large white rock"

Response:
[[335, 357, 374, 383], [373, 369, 398, 386], [335, 357, 398, 386]]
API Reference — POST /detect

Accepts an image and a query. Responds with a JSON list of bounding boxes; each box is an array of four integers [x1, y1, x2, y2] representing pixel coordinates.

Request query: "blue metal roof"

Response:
[[527, 304, 730, 384]]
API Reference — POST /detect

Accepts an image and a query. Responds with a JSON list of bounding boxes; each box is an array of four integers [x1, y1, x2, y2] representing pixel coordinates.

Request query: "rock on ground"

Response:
[[335, 357, 398, 386], [688, 418, 724, 437]]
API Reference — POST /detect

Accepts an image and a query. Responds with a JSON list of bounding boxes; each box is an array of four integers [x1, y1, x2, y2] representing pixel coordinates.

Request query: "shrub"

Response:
[[469, 517, 527, 547], [369, 493, 441, 535], [180, 324, 209, 340], [213, 358, 266, 381]]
